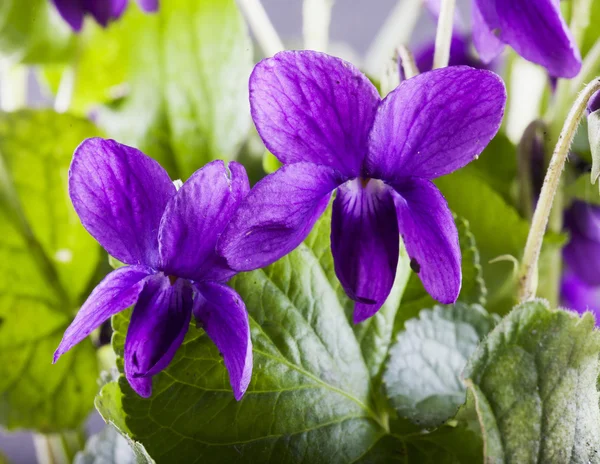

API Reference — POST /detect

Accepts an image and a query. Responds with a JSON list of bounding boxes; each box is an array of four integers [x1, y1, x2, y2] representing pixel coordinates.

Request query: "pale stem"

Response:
[[236, 0, 284, 57], [364, 0, 422, 75], [0, 62, 27, 111], [303, 0, 335, 52], [569, 0, 592, 49], [54, 65, 76, 113], [380, 56, 400, 97], [33, 431, 85, 464], [432, 0, 456, 69], [397, 45, 419, 79], [518, 78, 600, 301]]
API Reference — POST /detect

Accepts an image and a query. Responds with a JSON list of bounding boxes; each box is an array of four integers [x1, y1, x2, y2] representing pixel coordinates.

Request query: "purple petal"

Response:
[[564, 203, 600, 286], [414, 36, 486, 73], [52, 0, 85, 31], [218, 162, 343, 271], [588, 91, 600, 114], [159, 161, 249, 282], [82, 0, 127, 26], [250, 50, 380, 177], [124, 274, 193, 398], [473, 0, 581, 78], [331, 179, 399, 323], [391, 178, 460, 304], [472, 1, 505, 63], [136, 0, 159, 12], [366, 66, 506, 180], [54, 265, 153, 362], [193, 281, 252, 401], [561, 270, 600, 322], [69, 138, 176, 268]]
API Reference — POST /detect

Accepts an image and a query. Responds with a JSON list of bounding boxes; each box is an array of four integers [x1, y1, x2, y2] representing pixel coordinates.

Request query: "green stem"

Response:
[[0, 63, 27, 111], [518, 78, 600, 302], [397, 45, 419, 79], [33, 430, 85, 464], [432, 0, 456, 69]]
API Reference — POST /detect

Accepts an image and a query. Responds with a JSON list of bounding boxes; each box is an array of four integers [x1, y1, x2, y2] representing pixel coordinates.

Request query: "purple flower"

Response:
[[53, 138, 252, 400], [561, 269, 600, 324], [471, 0, 581, 78], [588, 91, 600, 114], [52, 0, 158, 32], [563, 201, 600, 287], [425, 0, 581, 78], [413, 35, 488, 73], [217, 51, 506, 323]]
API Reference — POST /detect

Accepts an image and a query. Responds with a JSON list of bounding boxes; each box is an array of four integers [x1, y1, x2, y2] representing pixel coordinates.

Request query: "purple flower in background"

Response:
[[425, 0, 581, 78], [589, 90, 600, 114], [52, 0, 158, 31], [561, 269, 600, 323], [413, 35, 487, 73], [563, 202, 600, 287], [471, 0, 581, 78], [53, 138, 252, 400], [218, 51, 506, 323]]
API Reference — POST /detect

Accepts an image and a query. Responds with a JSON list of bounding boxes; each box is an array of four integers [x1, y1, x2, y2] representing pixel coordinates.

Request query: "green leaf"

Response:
[[435, 171, 563, 312], [46, 0, 253, 180], [384, 304, 497, 428], [589, 110, 600, 189], [566, 172, 600, 205], [0, 0, 74, 64], [463, 299, 600, 463], [0, 110, 101, 431], [94, 205, 417, 463]]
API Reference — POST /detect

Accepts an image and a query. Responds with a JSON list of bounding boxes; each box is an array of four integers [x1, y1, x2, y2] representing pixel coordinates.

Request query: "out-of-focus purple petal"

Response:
[[588, 91, 600, 114], [136, 0, 159, 12], [561, 269, 600, 323], [566, 202, 600, 243], [414, 36, 486, 73], [564, 203, 600, 286], [250, 50, 380, 178], [474, 0, 581, 78], [391, 178, 461, 304], [82, 0, 126, 26], [218, 162, 343, 271], [52, 0, 85, 31], [159, 161, 249, 283], [193, 281, 252, 401], [331, 179, 399, 323], [54, 265, 153, 362], [366, 66, 505, 180], [472, 1, 505, 63], [124, 274, 192, 398], [69, 138, 176, 268]]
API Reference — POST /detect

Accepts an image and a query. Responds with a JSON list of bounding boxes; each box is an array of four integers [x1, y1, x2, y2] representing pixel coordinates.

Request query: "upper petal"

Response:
[[218, 162, 343, 271], [193, 281, 252, 401], [473, 0, 581, 78], [331, 179, 399, 324], [561, 270, 600, 321], [250, 50, 380, 177], [124, 274, 193, 398], [366, 66, 506, 180], [391, 178, 461, 304], [159, 161, 249, 282], [136, 0, 159, 12], [471, 0, 505, 63], [53, 265, 153, 362], [83, 0, 127, 26], [52, 0, 85, 31], [69, 138, 176, 268]]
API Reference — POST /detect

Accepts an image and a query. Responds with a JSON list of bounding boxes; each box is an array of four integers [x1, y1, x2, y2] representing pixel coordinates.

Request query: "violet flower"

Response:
[[218, 51, 506, 323], [425, 0, 581, 78], [413, 35, 487, 73], [53, 138, 252, 400], [52, 0, 158, 32], [563, 201, 600, 287], [561, 269, 600, 323]]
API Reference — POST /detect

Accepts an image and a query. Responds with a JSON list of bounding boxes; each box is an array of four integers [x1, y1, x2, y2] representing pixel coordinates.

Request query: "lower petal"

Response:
[[193, 282, 252, 401], [391, 178, 460, 304], [218, 162, 343, 271], [54, 265, 153, 362], [52, 0, 85, 31], [331, 179, 399, 323], [561, 269, 600, 321], [124, 274, 193, 398], [563, 232, 600, 287], [136, 0, 159, 12]]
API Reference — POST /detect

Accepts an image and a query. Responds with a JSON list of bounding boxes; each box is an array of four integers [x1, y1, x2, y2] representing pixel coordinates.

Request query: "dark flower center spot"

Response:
[[410, 258, 421, 274], [360, 177, 371, 188], [168, 275, 178, 285]]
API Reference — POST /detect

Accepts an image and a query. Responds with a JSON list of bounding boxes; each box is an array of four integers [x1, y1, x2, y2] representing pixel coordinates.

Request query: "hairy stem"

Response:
[[433, 0, 456, 69], [518, 78, 600, 302], [303, 0, 334, 52], [397, 45, 419, 79], [236, 0, 284, 57]]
